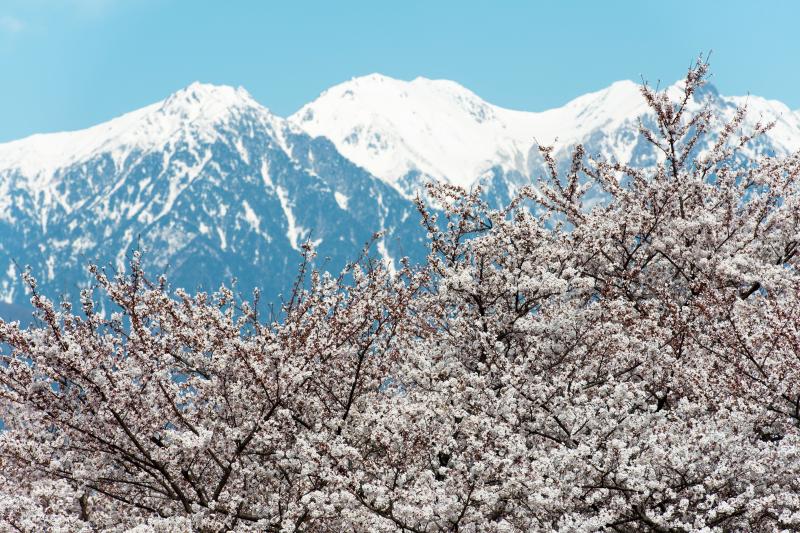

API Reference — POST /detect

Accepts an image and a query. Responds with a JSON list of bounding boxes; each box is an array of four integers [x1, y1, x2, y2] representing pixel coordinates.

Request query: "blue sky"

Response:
[[0, 0, 798, 142]]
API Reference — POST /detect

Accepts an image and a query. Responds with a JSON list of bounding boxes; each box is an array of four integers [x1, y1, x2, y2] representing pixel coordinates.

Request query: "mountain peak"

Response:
[[292, 73, 505, 189], [605, 79, 641, 97], [560, 79, 641, 110], [318, 73, 481, 105], [351, 73, 395, 84], [158, 82, 265, 122], [162, 82, 257, 110], [0, 82, 273, 179], [334, 73, 478, 96]]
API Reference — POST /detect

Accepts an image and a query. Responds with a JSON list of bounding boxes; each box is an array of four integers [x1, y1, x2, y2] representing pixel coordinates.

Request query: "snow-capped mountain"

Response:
[[291, 74, 800, 201], [0, 82, 425, 309], [291, 75, 647, 193], [1, 74, 799, 312]]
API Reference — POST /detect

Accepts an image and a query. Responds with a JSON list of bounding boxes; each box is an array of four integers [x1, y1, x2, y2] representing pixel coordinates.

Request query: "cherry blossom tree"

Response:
[[2, 59, 800, 532], [388, 58, 800, 531], [0, 244, 427, 531]]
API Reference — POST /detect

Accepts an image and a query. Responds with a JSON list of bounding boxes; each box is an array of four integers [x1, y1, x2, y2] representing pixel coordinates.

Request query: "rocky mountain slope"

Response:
[[0, 83, 424, 310], [1, 74, 798, 312]]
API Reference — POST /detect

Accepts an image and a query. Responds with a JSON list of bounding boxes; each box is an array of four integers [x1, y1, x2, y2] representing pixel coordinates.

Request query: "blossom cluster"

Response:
[[2, 60, 800, 531]]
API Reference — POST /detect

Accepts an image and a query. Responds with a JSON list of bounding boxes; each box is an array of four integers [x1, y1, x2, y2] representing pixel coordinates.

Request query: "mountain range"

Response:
[[1, 75, 799, 314]]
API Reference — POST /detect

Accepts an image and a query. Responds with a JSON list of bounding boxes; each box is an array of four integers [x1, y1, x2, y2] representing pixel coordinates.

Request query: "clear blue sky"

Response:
[[1, 0, 798, 142]]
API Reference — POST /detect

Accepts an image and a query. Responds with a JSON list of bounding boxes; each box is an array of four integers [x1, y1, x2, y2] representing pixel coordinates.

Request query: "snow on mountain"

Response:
[[725, 92, 800, 154], [291, 75, 800, 196], [0, 82, 425, 310], [2, 75, 800, 313], [289, 76, 649, 193], [0, 83, 287, 197]]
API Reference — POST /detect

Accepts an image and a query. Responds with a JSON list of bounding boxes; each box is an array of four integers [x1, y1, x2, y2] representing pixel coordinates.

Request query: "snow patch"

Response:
[[241, 200, 260, 232], [0, 179, 13, 222], [234, 138, 250, 164], [151, 149, 213, 223], [334, 191, 349, 210], [217, 227, 227, 250], [275, 186, 307, 252], [260, 159, 273, 189], [377, 237, 396, 277]]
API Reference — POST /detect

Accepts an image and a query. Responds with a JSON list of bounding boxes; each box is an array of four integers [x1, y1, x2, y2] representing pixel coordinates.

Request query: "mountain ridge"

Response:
[[4, 75, 800, 192], [291, 74, 800, 196], [1, 74, 799, 312], [0, 79, 425, 311]]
